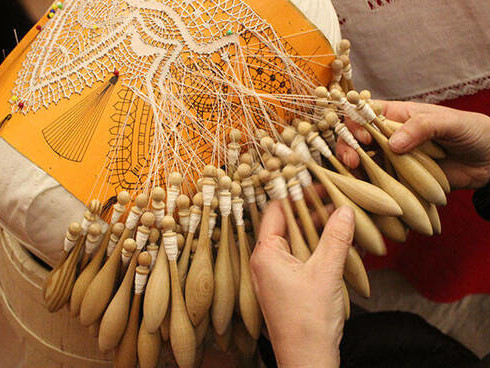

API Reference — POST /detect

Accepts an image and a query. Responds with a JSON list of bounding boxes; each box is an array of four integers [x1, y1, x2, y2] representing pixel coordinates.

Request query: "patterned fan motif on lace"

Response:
[[12, 0, 320, 193]]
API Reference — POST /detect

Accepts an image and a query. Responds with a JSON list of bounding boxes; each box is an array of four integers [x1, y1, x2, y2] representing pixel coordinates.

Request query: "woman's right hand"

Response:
[[336, 101, 490, 189]]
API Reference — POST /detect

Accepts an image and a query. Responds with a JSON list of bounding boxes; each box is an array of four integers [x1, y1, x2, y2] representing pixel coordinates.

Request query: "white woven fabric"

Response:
[[331, 0, 490, 102]]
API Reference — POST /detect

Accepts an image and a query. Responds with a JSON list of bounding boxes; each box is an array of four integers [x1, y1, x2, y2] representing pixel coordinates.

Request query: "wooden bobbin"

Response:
[[166, 225, 197, 368], [297, 121, 403, 217], [137, 318, 162, 368], [70, 220, 113, 317], [329, 58, 344, 92], [282, 164, 319, 252], [80, 223, 103, 271], [338, 39, 351, 56], [370, 101, 447, 160], [177, 194, 191, 236], [227, 128, 242, 177], [80, 193, 148, 327], [232, 181, 262, 340], [326, 111, 432, 236], [212, 175, 235, 336], [143, 218, 173, 334], [114, 252, 151, 368], [341, 91, 446, 206], [151, 186, 166, 229], [339, 54, 354, 92], [146, 228, 160, 271], [185, 165, 216, 326], [167, 172, 183, 217], [237, 163, 261, 240], [265, 158, 312, 262], [178, 193, 202, 287]]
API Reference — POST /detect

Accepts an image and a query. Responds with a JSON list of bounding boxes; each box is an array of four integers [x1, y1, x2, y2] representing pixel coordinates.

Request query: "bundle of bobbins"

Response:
[[42, 39, 450, 368]]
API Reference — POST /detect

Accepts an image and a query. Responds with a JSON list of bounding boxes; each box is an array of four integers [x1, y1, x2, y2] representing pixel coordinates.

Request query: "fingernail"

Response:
[[338, 206, 354, 222], [389, 131, 411, 150]]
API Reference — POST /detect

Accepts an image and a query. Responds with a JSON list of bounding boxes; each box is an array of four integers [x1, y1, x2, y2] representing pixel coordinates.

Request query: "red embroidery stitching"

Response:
[[366, 0, 395, 10]]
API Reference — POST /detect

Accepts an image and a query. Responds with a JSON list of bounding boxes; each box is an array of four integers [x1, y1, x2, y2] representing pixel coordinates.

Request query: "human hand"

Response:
[[250, 202, 354, 368], [335, 101, 490, 189]]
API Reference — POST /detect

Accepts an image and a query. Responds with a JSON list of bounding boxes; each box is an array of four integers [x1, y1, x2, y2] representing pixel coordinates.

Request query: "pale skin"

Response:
[[250, 102, 490, 367], [251, 203, 354, 368], [336, 101, 490, 189]]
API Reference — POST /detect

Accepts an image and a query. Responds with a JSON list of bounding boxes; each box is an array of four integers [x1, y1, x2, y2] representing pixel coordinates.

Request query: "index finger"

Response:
[[257, 200, 287, 243]]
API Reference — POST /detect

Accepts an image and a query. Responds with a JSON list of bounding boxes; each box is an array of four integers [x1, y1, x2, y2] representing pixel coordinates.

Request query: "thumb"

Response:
[[250, 235, 296, 276], [388, 112, 460, 153], [308, 206, 354, 279]]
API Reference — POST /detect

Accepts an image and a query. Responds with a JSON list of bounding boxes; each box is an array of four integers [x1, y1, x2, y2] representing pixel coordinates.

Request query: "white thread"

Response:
[[148, 248, 158, 270], [311, 136, 332, 158], [343, 67, 352, 80], [111, 203, 125, 224], [265, 185, 276, 200], [293, 140, 312, 163], [189, 210, 201, 234], [323, 131, 337, 151], [256, 192, 267, 211], [219, 192, 232, 217], [125, 210, 140, 230], [288, 182, 304, 201], [99, 220, 109, 235], [208, 214, 217, 238], [272, 176, 288, 199], [232, 199, 245, 226], [63, 238, 76, 253], [134, 272, 149, 294], [153, 208, 165, 228], [312, 150, 322, 164], [297, 168, 313, 187], [81, 217, 91, 236], [166, 188, 180, 216], [136, 227, 150, 250], [242, 184, 256, 204], [106, 238, 117, 257], [252, 163, 263, 175], [179, 214, 189, 233], [275, 143, 293, 160], [164, 234, 179, 261], [202, 184, 215, 206], [227, 146, 240, 168], [338, 98, 366, 125], [85, 236, 100, 255], [357, 103, 377, 122], [335, 125, 360, 150], [121, 252, 132, 268]]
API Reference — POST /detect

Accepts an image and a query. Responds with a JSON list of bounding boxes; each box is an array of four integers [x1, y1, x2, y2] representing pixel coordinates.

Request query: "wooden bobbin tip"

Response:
[[216, 168, 226, 179], [256, 129, 269, 140], [219, 175, 232, 190], [339, 54, 350, 67], [286, 152, 302, 166], [177, 234, 185, 249], [161, 216, 175, 232], [281, 127, 297, 146], [138, 252, 152, 268], [231, 181, 242, 197], [68, 222, 82, 236], [123, 238, 137, 253], [346, 90, 361, 105], [169, 172, 183, 186], [212, 227, 220, 242], [265, 157, 282, 172], [260, 136, 274, 151], [258, 169, 271, 185], [317, 119, 329, 132], [177, 194, 190, 210], [261, 151, 272, 165], [203, 165, 216, 178], [193, 192, 203, 207], [240, 152, 253, 165], [237, 163, 252, 179], [282, 164, 297, 181], [252, 174, 261, 188], [297, 121, 313, 137], [339, 39, 351, 52], [151, 187, 166, 202], [149, 228, 160, 244], [112, 222, 125, 237], [141, 212, 156, 227], [135, 193, 149, 209], [233, 171, 241, 182], [330, 89, 342, 101], [117, 191, 131, 206], [359, 90, 372, 101], [88, 223, 102, 237], [314, 86, 329, 98], [229, 128, 242, 143], [331, 59, 344, 73], [325, 111, 339, 127], [88, 199, 102, 215]]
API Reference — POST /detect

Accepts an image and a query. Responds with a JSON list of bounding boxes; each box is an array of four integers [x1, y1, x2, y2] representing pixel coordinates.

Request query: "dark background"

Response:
[[0, 1, 36, 60]]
